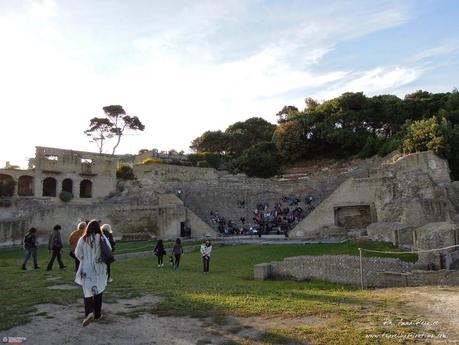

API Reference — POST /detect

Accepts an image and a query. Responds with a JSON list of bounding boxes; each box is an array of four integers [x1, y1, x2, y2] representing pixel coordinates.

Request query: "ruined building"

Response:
[[0, 146, 117, 200]]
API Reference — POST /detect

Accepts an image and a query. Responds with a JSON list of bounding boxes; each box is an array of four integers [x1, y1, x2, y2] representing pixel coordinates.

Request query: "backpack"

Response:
[[24, 233, 33, 248]]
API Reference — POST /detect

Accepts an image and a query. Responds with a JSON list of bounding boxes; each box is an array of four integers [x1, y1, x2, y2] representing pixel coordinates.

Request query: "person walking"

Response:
[[171, 238, 183, 271], [101, 224, 116, 282], [69, 222, 86, 272], [153, 239, 166, 267], [22, 227, 40, 270], [47, 224, 66, 271], [74, 220, 111, 327], [200, 239, 212, 274]]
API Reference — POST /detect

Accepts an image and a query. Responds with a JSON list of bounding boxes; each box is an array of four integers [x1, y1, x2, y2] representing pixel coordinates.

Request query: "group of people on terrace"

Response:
[[209, 194, 317, 236]]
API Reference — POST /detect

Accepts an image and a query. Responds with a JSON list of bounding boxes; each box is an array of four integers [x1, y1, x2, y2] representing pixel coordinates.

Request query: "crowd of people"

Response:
[[208, 195, 317, 236], [20, 222, 213, 327]]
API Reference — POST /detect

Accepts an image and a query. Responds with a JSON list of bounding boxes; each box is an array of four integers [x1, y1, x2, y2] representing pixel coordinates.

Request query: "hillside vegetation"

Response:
[[191, 89, 459, 179]]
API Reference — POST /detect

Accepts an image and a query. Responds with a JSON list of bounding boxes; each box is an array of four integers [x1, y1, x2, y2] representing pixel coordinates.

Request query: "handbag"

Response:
[[100, 235, 115, 264]]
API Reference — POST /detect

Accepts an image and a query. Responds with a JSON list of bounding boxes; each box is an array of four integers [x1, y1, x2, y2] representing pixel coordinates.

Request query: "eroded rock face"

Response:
[[375, 171, 452, 227], [414, 222, 459, 269]]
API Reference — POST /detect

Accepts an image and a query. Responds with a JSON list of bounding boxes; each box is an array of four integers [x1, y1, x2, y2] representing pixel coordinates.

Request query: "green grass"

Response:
[[0, 241, 422, 344]]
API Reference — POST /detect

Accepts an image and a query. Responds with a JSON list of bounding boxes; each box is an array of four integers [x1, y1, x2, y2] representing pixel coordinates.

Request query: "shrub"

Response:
[[188, 153, 226, 169], [402, 117, 445, 154], [59, 191, 74, 202], [378, 137, 402, 157], [196, 160, 211, 168], [358, 136, 383, 158], [141, 158, 164, 165], [116, 163, 135, 180]]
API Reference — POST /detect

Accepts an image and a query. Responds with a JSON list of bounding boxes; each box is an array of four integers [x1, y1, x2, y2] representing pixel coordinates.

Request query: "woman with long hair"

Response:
[[74, 220, 111, 326]]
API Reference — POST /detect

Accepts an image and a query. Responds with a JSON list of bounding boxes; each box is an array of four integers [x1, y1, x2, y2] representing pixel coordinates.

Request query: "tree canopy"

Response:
[[190, 89, 459, 179], [84, 105, 145, 155]]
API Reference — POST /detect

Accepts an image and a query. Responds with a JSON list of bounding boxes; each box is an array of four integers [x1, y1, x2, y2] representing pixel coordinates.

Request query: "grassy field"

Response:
[[0, 241, 422, 344]]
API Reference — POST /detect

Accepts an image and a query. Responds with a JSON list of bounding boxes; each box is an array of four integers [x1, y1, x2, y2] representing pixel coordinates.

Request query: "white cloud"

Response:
[[0, 0, 427, 167], [27, 0, 58, 18], [412, 41, 459, 62], [311, 66, 422, 101]]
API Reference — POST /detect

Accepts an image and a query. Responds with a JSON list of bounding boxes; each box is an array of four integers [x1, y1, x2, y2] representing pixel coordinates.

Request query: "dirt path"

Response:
[[379, 286, 459, 344], [1, 295, 233, 345]]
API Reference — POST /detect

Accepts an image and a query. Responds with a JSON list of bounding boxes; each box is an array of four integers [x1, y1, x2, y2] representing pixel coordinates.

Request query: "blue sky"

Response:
[[0, 0, 458, 167]]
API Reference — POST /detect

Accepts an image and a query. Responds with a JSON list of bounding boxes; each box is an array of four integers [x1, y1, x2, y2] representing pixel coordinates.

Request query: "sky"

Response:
[[1, 0, 458, 168]]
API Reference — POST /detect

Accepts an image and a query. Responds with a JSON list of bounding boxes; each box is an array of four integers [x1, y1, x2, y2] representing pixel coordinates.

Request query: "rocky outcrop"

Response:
[[291, 151, 458, 239]]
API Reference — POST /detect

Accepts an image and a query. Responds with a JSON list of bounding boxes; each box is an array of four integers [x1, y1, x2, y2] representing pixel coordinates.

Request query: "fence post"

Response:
[[359, 248, 364, 290]]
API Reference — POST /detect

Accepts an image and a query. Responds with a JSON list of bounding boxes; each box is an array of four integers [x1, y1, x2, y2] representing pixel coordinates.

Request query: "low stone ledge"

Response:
[[254, 263, 272, 280]]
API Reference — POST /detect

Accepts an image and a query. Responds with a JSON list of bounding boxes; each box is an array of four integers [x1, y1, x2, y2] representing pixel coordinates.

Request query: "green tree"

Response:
[[190, 130, 230, 154], [225, 117, 276, 156], [276, 105, 300, 123], [84, 105, 145, 155], [236, 142, 281, 178], [272, 119, 306, 162]]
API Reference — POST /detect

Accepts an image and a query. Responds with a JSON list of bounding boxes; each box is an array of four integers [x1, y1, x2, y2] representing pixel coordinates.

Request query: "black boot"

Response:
[[21, 265, 27, 270]]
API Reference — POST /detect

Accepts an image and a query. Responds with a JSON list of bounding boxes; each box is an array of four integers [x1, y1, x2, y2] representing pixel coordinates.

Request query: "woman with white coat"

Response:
[[74, 220, 111, 326]]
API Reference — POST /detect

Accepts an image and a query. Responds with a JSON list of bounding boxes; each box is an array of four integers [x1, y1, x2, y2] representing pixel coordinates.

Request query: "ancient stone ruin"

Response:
[[1, 147, 459, 273]]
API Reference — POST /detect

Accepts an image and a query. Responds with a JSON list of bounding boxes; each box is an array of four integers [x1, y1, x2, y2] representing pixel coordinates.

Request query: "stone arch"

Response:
[[79, 179, 92, 198], [62, 178, 73, 194], [43, 177, 57, 197], [18, 175, 34, 196], [0, 173, 15, 197]]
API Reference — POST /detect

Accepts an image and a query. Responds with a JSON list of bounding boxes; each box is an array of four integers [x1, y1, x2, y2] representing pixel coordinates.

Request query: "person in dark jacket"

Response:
[[154, 239, 166, 267], [101, 224, 116, 282], [22, 227, 40, 270], [171, 238, 183, 270], [69, 222, 87, 272], [47, 224, 66, 271]]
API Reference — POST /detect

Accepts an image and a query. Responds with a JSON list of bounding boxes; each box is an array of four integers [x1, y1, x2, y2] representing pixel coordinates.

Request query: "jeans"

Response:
[[157, 255, 164, 265], [84, 292, 103, 319], [203, 255, 210, 273], [23, 247, 38, 268], [47, 249, 65, 270], [174, 254, 181, 270]]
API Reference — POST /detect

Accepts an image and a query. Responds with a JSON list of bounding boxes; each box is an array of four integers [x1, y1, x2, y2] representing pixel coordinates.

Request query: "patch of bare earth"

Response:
[[379, 286, 459, 344], [0, 294, 321, 345]]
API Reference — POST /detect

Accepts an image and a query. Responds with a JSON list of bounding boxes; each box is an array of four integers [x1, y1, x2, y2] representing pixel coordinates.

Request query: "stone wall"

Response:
[[254, 254, 459, 287], [0, 193, 218, 247], [133, 162, 219, 181], [254, 255, 413, 287]]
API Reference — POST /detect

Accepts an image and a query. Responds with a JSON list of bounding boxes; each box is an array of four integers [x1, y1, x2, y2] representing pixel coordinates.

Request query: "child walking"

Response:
[[153, 239, 166, 267], [171, 238, 183, 270]]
